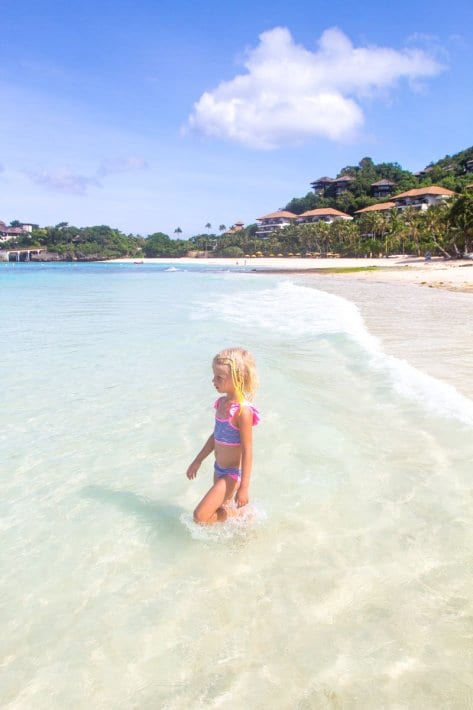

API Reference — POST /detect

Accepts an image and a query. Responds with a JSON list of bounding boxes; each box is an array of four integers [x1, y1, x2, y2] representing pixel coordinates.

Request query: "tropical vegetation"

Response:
[[2, 147, 473, 260]]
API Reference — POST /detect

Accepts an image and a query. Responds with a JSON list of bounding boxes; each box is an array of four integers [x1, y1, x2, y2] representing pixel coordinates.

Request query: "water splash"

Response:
[[180, 504, 267, 542]]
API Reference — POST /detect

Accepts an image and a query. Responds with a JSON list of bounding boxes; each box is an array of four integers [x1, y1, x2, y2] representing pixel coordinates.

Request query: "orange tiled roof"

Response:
[[257, 211, 297, 221], [299, 208, 352, 218], [393, 185, 456, 199], [355, 202, 396, 213], [225, 223, 245, 234]]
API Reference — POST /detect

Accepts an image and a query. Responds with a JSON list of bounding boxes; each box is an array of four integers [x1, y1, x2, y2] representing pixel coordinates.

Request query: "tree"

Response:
[[220, 246, 244, 258], [403, 207, 424, 255], [419, 203, 450, 257], [285, 192, 319, 214], [296, 222, 331, 255], [174, 227, 183, 237], [329, 219, 359, 255], [144, 232, 172, 257], [386, 208, 408, 255], [447, 193, 473, 256], [205, 222, 212, 232], [219, 224, 226, 233]]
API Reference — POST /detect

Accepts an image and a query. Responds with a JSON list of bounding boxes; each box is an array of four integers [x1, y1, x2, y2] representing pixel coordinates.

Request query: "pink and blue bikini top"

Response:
[[213, 397, 260, 446]]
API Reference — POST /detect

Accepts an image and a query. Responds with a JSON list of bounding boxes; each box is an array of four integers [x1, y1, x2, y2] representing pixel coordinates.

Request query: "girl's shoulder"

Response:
[[230, 400, 260, 426], [214, 397, 260, 425]]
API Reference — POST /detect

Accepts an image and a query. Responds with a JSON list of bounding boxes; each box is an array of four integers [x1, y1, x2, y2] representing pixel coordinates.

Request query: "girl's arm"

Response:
[[186, 434, 215, 479], [235, 407, 253, 507]]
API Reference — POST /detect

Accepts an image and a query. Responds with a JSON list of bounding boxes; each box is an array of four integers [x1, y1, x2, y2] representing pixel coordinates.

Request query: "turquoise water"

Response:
[[1, 262, 472, 708]]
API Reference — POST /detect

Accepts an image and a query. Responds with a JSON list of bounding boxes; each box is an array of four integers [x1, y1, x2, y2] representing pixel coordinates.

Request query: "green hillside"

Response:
[[285, 147, 473, 216]]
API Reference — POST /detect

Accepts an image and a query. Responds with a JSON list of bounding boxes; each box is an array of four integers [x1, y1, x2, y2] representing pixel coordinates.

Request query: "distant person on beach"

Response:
[[186, 347, 260, 524]]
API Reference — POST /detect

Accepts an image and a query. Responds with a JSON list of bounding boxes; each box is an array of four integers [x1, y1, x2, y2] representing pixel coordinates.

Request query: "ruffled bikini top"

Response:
[[213, 397, 260, 446]]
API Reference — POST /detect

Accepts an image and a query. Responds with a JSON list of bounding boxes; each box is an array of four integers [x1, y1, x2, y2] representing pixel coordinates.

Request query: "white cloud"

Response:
[[96, 156, 149, 177], [26, 156, 149, 194], [187, 27, 444, 149], [27, 167, 100, 194]]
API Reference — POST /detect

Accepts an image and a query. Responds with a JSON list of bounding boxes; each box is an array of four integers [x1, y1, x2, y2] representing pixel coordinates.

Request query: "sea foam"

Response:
[[199, 279, 473, 426], [180, 504, 267, 542]]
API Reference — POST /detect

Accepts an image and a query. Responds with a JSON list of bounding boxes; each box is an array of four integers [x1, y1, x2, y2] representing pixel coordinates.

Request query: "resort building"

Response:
[[256, 211, 296, 237], [18, 222, 37, 233], [332, 175, 355, 196], [297, 208, 352, 224], [414, 166, 434, 178], [392, 185, 456, 211], [224, 221, 245, 235], [310, 176, 334, 194], [354, 202, 396, 216], [310, 174, 355, 197], [370, 180, 395, 199], [0, 220, 31, 242]]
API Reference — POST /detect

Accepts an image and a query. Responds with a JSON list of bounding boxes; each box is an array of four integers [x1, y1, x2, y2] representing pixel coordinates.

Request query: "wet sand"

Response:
[[302, 275, 473, 402]]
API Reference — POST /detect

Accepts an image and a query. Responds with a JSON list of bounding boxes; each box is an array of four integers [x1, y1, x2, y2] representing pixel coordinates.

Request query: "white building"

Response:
[[297, 208, 352, 224], [392, 186, 456, 211], [256, 211, 296, 237], [0, 221, 29, 242]]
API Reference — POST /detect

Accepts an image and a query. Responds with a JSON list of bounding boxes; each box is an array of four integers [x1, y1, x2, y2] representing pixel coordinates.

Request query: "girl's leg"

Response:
[[193, 475, 239, 524]]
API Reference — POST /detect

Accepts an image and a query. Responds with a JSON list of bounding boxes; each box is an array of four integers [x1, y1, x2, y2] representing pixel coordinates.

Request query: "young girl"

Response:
[[186, 347, 259, 524]]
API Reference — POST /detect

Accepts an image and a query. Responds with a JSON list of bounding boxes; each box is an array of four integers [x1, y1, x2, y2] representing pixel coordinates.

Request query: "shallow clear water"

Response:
[[1, 262, 472, 709]]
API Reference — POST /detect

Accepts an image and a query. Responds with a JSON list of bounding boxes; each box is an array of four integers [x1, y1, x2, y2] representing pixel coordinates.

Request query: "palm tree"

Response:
[[300, 222, 330, 255], [379, 212, 390, 255], [448, 193, 473, 256], [421, 203, 450, 257], [174, 227, 183, 238], [204, 223, 212, 256], [329, 219, 358, 255], [219, 224, 226, 233], [369, 212, 387, 255], [403, 206, 423, 256], [386, 208, 407, 255]]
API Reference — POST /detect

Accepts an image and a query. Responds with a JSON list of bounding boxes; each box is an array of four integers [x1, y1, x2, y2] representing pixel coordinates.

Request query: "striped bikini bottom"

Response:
[[214, 461, 241, 482]]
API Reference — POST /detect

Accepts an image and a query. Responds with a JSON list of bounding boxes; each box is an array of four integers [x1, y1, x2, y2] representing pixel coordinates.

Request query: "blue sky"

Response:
[[1, 0, 472, 236]]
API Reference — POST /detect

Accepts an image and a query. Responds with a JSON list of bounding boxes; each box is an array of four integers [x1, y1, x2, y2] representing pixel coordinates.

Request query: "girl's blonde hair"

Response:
[[213, 347, 258, 404]]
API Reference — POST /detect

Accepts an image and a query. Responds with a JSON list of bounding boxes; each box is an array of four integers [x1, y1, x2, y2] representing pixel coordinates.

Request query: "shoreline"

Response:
[[299, 275, 473, 403], [109, 255, 473, 399], [304, 275, 473, 401], [108, 256, 473, 294], [110, 255, 473, 401]]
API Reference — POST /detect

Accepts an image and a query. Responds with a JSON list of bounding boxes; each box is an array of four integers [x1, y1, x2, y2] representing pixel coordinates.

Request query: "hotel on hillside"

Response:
[[256, 208, 352, 237], [355, 186, 456, 216], [390, 186, 456, 211]]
